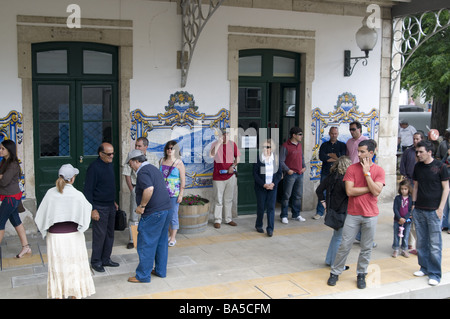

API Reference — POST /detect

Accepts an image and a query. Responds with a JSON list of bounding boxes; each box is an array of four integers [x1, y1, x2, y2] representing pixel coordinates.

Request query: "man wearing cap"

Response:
[[84, 142, 119, 273], [122, 137, 159, 249], [125, 150, 172, 283], [398, 119, 417, 152], [209, 128, 240, 228]]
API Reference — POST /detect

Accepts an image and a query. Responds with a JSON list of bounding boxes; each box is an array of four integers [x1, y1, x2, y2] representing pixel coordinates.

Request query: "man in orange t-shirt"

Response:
[[327, 139, 385, 289]]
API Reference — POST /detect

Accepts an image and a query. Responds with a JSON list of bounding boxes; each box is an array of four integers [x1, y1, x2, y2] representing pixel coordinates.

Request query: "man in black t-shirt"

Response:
[[412, 140, 449, 286]]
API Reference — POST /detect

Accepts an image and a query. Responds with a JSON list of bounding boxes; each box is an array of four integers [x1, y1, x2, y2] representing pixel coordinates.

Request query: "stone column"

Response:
[[377, 17, 400, 202]]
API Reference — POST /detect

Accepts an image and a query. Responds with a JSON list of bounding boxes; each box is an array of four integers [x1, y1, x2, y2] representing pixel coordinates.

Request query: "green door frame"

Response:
[[237, 82, 268, 215], [32, 42, 119, 205], [237, 49, 300, 214]]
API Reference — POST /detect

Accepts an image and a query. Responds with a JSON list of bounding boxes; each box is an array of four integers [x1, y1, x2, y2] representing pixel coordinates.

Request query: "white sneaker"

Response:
[[414, 270, 426, 277], [294, 215, 306, 222], [281, 217, 289, 224], [428, 279, 439, 286]]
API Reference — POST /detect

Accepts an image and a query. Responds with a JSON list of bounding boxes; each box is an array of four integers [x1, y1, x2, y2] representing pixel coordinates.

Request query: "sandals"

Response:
[[16, 244, 32, 258], [168, 240, 176, 247]]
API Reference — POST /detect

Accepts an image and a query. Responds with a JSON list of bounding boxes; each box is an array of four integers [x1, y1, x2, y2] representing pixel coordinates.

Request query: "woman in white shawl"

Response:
[[35, 164, 95, 299]]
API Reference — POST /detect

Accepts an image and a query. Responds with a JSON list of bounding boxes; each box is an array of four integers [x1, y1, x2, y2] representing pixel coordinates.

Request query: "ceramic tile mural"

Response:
[[131, 91, 229, 188], [310, 92, 379, 180]]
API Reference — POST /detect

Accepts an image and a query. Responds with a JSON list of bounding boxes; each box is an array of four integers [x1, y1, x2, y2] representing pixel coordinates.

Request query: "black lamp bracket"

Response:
[[344, 50, 369, 77]]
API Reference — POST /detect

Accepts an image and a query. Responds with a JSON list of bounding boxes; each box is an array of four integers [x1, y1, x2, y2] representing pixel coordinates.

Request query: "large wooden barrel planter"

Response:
[[178, 196, 210, 234]]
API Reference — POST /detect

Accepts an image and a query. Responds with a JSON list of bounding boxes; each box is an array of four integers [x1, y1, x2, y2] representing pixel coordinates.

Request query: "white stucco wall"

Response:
[[0, 0, 381, 115], [0, 0, 386, 216]]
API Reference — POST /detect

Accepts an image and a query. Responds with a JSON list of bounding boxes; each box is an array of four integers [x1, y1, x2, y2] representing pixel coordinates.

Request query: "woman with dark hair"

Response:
[[159, 141, 185, 246], [0, 139, 31, 258]]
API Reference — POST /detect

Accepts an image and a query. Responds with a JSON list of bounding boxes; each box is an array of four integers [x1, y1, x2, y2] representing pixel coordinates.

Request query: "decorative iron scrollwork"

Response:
[[391, 9, 450, 111], [180, 0, 225, 87]]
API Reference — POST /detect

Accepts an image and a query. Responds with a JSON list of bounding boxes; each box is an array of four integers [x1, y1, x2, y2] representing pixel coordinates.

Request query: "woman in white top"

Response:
[[252, 139, 283, 236], [35, 164, 95, 299]]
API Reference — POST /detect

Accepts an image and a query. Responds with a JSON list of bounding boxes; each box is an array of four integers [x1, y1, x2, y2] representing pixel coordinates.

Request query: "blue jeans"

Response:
[[281, 173, 303, 219], [325, 227, 343, 266], [392, 221, 411, 250], [315, 173, 328, 216], [255, 186, 277, 233], [0, 197, 21, 230], [169, 197, 180, 230], [441, 198, 449, 229], [413, 208, 442, 282], [136, 210, 172, 282]]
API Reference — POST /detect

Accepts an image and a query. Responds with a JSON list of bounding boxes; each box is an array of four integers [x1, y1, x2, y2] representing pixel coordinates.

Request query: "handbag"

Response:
[[323, 174, 346, 230], [17, 200, 25, 213], [324, 207, 346, 230], [114, 208, 127, 231]]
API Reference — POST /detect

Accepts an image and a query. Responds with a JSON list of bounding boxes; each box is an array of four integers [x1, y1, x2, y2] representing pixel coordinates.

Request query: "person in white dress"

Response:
[[35, 164, 95, 299]]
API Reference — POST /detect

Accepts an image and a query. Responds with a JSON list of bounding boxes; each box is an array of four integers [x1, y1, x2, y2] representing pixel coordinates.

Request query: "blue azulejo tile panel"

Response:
[[310, 92, 379, 180], [130, 91, 230, 189]]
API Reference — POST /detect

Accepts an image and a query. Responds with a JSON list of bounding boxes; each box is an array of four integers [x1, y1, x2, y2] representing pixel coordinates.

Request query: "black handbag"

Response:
[[115, 208, 127, 231], [323, 174, 346, 231], [324, 208, 346, 230]]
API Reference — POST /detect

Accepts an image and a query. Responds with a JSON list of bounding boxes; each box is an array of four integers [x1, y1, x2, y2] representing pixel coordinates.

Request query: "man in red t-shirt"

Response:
[[327, 139, 385, 289], [209, 128, 240, 228]]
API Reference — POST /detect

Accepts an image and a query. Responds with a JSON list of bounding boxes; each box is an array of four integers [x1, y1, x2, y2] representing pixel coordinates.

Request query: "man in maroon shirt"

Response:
[[210, 128, 240, 228], [280, 127, 307, 223]]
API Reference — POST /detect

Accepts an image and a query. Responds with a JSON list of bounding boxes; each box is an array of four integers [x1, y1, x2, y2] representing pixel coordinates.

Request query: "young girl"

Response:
[[392, 179, 413, 258]]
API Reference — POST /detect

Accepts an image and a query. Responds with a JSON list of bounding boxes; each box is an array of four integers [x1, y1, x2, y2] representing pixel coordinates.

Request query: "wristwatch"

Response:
[[364, 172, 371, 177], [139, 205, 146, 208]]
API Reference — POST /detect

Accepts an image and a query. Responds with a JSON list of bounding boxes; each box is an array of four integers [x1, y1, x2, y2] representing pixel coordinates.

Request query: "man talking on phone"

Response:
[[327, 139, 385, 289]]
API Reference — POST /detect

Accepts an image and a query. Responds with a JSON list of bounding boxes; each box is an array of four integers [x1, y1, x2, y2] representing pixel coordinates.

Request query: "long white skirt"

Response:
[[46, 231, 96, 299]]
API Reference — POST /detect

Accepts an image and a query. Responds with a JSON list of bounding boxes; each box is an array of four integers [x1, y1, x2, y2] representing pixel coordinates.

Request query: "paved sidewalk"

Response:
[[1, 202, 450, 299]]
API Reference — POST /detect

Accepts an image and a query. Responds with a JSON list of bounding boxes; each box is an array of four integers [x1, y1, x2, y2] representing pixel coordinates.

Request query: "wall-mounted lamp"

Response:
[[344, 16, 378, 76]]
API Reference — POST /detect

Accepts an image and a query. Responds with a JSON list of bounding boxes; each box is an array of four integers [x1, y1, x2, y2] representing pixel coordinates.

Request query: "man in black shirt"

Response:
[[84, 142, 119, 273], [412, 140, 449, 286], [314, 127, 346, 219]]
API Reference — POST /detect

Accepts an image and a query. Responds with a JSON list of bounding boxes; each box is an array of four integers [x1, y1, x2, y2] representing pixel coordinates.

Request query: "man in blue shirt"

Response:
[[314, 127, 346, 219], [126, 150, 172, 283], [84, 142, 119, 273]]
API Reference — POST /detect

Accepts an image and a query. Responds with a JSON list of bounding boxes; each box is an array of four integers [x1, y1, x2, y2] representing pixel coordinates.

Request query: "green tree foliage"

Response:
[[400, 11, 450, 132], [401, 27, 450, 102]]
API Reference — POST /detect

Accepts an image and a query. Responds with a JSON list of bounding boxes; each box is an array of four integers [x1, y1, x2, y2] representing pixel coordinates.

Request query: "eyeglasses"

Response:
[[349, 128, 357, 131], [167, 147, 174, 151], [101, 151, 114, 157], [296, 133, 303, 136]]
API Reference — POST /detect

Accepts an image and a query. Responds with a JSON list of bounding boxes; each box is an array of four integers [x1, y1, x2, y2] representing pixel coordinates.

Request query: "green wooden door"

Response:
[[32, 43, 119, 204], [237, 83, 268, 214], [237, 49, 300, 215]]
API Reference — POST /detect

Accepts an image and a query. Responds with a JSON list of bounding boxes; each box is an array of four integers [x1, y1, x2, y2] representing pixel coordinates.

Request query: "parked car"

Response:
[[398, 112, 431, 136], [399, 105, 425, 112]]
